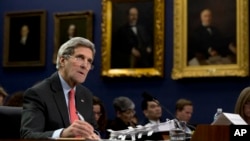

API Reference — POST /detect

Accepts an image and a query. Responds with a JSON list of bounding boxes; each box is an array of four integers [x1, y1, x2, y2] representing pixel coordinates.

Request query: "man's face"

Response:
[[59, 46, 93, 87], [68, 24, 76, 36], [143, 101, 162, 121], [21, 25, 29, 37], [128, 7, 138, 26], [117, 109, 135, 124], [200, 9, 212, 26], [176, 105, 193, 122]]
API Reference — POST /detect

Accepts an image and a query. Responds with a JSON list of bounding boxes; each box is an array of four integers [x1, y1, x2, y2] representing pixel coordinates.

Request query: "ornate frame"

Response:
[[101, 0, 165, 78], [3, 10, 46, 67], [172, 0, 249, 79], [53, 11, 93, 63]]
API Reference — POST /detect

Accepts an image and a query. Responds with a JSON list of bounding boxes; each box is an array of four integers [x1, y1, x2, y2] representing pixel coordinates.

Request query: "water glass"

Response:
[[169, 128, 186, 141]]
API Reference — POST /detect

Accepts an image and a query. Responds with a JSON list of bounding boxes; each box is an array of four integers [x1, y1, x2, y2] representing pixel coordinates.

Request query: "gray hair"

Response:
[[113, 96, 135, 112], [56, 37, 96, 69]]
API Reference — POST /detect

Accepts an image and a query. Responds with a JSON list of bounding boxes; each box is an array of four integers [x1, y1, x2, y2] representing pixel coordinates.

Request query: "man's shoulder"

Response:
[[76, 84, 92, 94]]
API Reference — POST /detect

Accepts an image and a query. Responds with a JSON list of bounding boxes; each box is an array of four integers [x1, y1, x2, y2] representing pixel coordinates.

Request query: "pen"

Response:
[[77, 111, 101, 139], [76, 111, 85, 121]]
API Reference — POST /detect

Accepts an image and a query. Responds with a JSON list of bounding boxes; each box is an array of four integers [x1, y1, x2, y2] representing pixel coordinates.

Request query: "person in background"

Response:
[[107, 96, 137, 131], [234, 86, 250, 124], [20, 37, 99, 140], [141, 92, 163, 125], [93, 96, 108, 139], [140, 92, 165, 140], [0, 86, 8, 106], [175, 98, 196, 133], [131, 114, 139, 126], [5, 91, 24, 107]]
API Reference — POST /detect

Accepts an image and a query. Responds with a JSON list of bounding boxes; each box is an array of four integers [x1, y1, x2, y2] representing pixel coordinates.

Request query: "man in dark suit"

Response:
[[175, 98, 196, 134], [188, 9, 233, 65], [140, 92, 165, 140], [112, 7, 153, 68], [20, 37, 99, 140]]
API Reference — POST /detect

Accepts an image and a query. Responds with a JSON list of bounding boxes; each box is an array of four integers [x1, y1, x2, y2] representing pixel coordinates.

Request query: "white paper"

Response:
[[211, 112, 247, 125], [158, 119, 176, 132]]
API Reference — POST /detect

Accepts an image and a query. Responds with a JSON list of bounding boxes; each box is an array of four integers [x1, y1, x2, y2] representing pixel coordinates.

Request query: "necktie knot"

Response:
[[69, 89, 75, 99]]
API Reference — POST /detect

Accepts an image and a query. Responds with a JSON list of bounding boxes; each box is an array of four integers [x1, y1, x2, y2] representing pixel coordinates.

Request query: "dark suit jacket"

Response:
[[20, 72, 97, 139], [9, 35, 40, 62], [188, 25, 227, 60], [138, 118, 166, 141], [112, 23, 153, 68]]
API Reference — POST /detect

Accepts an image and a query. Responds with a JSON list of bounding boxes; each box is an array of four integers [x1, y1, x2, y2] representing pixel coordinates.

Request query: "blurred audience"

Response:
[[140, 92, 165, 140], [0, 86, 8, 106], [5, 91, 24, 107], [93, 96, 108, 139], [107, 96, 137, 131], [175, 98, 195, 133], [131, 114, 139, 126], [234, 87, 250, 124], [141, 92, 163, 125]]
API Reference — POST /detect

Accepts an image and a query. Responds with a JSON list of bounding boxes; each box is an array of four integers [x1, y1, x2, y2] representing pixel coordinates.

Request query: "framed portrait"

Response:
[[101, 0, 165, 78], [172, 0, 249, 79], [53, 11, 93, 63], [3, 10, 46, 67]]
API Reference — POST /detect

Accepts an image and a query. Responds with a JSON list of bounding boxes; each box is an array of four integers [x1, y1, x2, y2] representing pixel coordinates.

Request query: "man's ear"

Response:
[[59, 56, 66, 67], [143, 110, 148, 117]]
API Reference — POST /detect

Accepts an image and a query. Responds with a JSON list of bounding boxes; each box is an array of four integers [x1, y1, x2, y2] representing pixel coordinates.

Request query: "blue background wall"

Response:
[[0, 0, 249, 124]]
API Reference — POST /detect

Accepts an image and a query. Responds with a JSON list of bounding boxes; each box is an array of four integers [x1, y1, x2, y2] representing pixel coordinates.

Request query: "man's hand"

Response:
[[60, 120, 100, 140], [131, 48, 141, 57]]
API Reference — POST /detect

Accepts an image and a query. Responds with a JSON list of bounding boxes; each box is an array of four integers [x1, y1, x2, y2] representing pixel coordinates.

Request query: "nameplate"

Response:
[[230, 125, 250, 141], [212, 112, 247, 125]]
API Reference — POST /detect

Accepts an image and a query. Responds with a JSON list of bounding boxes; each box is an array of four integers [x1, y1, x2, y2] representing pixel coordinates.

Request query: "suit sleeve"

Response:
[[20, 88, 53, 139]]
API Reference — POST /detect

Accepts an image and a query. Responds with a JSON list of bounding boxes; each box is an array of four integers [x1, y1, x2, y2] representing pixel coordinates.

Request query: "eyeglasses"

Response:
[[122, 109, 136, 115], [68, 55, 94, 70]]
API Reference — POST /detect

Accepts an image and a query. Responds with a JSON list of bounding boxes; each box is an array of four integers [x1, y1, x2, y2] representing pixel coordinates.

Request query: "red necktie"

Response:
[[68, 89, 79, 124]]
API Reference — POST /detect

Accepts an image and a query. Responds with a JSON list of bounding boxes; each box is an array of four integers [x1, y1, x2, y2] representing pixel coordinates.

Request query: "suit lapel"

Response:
[[50, 73, 70, 127], [75, 86, 88, 119]]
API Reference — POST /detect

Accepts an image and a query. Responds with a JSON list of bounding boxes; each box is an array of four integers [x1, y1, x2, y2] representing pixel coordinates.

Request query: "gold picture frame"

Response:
[[101, 0, 165, 78], [3, 10, 46, 67], [172, 0, 249, 79], [53, 11, 93, 63]]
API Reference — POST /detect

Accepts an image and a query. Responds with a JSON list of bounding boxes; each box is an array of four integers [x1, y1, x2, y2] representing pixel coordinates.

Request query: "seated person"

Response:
[[234, 87, 250, 124], [107, 96, 137, 131], [140, 92, 165, 140], [175, 98, 196, 133], [141, 92, 164, 125], [93, 96, 108, 139], [5, 91, 24, 107]]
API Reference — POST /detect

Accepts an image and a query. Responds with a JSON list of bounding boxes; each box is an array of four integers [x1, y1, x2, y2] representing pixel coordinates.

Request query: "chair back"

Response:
[[0, 106, 22, 139]]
